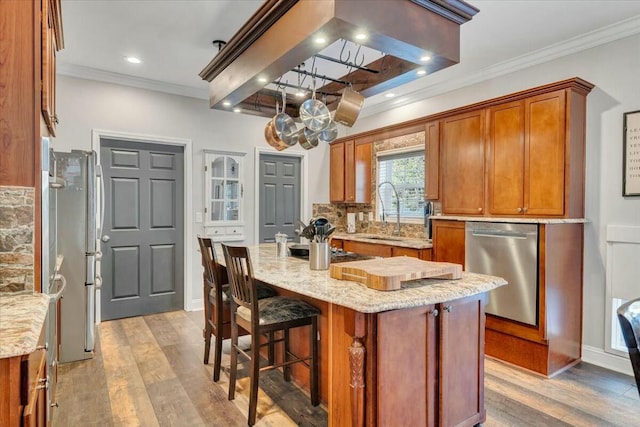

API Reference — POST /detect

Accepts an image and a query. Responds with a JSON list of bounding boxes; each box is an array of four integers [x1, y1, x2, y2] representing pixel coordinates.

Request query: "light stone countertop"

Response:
[[332, 232, 433, 249], [0, 292, 49, 359], [216, 244, 506, 314], [432, 215, 588, 224]]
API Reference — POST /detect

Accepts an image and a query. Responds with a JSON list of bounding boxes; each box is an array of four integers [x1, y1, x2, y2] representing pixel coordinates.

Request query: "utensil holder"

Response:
[[309, 242, 330, 270]]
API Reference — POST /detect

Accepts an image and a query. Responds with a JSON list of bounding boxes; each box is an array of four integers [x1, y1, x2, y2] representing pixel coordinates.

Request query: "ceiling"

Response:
[[58, 0, 640, 117]]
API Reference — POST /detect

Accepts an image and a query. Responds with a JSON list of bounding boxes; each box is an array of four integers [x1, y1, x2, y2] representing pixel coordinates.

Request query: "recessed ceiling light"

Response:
[[385, 93, 395, 98], [125, 56, 142, 64], [222, 101, 231, 107], [355, 32, 368, 41], [417, 69, 427, 76], [420, 54, 432, 62], [257, 76, 268, 83], [314, 36, 326, 44], [295, 91, 306, 98], [233, 107, 241, 113]]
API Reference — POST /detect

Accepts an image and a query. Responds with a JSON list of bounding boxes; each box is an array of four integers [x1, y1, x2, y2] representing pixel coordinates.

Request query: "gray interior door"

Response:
[[100, 139, 184, 320], [259, 154, 301, 242]]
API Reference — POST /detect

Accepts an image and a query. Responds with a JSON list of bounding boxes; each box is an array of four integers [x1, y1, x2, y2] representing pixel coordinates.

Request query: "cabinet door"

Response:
[[487, 101, 525, 215], [377, 305, 438, 426], [41, 0, 58, 136], [425, 120, 440, 200], [524, 90, 566, 216], [441, 110, 486, 215], [432, 220, 465, 267], [354, 142, 371, 203], [439, 294, 486, 426], [23, 350, 47, 427], [391, 246, 420, 258], [329, 142, 345, 202], [344, 140, 356, 202]]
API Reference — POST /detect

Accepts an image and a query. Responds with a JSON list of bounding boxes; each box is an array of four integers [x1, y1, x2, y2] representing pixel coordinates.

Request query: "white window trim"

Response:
[[375, 144, 425, 224]]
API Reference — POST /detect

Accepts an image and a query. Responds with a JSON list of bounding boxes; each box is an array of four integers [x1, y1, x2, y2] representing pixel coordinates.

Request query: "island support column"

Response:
[[349, 313, 366, 427]]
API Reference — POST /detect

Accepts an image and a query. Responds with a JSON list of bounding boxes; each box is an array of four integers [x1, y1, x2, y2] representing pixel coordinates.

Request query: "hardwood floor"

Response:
[[53, 310, 639, 426]]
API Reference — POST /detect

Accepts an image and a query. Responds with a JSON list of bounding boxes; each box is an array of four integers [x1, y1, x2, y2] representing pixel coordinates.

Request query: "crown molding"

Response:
[[58, 14, 640, 113], [359, 14, 640, 119], [57, 62, 209, 100]]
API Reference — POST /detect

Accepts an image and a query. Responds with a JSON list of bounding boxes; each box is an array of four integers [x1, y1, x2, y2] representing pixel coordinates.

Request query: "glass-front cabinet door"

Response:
[[204, 151, 245, 241]]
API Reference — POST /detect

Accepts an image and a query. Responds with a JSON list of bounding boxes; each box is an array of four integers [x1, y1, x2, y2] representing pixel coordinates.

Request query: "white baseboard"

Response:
[[189, 298, 204, 311], [582, 344, 633, 377]]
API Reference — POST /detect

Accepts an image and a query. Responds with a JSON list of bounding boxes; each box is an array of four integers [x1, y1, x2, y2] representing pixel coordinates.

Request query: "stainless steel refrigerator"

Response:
[[55, 150, 98, 363]]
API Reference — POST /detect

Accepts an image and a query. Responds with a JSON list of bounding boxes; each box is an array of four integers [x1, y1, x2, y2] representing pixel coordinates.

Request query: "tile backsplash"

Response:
[[0, 187, 34, 293]]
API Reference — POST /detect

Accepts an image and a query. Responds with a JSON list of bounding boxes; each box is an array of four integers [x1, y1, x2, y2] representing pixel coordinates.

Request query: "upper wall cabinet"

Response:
[[203, 151, 245, 241], [42, 0, 63, 136], [330, 140, 372, 203], [488, 88, 584, 217], [441, 110, 486, 215]]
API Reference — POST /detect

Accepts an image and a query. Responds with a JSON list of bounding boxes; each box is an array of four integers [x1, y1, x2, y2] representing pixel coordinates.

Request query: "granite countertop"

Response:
[[332, 232, 433, 249], [216, 244, 505, 313], [432, 215, 588, 224], [0, 292, 49, 359]]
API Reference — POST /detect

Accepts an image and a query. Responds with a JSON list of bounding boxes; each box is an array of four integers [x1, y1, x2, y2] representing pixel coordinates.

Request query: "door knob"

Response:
[[101, 235, 110, 242]]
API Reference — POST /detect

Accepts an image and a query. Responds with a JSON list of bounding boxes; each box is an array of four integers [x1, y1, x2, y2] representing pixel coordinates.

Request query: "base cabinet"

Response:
[[333, 238, 432, 260], [0, 325, 48, 427], [376, 294, 486, 426]]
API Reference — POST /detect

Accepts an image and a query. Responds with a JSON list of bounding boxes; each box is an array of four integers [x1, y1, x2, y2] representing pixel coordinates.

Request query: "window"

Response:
[[377, 148, 425, 221]]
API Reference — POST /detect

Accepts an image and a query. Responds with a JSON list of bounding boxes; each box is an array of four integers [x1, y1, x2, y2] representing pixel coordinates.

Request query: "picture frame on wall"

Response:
[[623, 110, 640, 196]]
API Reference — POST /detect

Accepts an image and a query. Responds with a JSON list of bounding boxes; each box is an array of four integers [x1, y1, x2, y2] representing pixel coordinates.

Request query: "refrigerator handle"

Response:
[[85, 283, 95, 352], [97, 163, 105, 240]]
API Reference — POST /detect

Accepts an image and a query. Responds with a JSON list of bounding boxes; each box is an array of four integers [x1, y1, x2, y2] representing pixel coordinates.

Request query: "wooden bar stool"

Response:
[[222, 244, 320, 426], [197, 236, 275, 382], [617, 298, 640, 397]]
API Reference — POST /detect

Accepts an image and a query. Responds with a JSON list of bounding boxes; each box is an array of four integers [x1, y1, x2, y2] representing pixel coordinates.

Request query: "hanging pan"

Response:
[[333, 86, 364, 127], [299, 85, 331, 132], [318, 120, 338, 144], [271, 90, 298, 147], [264, 120, 289, 151], [298, 127, 320, 150]]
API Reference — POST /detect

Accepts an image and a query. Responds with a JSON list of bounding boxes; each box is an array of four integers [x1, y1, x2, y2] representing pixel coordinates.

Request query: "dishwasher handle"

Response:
[[470, 229, 531, 239]]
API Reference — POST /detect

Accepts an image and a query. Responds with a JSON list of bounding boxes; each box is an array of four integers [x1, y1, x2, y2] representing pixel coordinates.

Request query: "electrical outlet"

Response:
[[195, 212, 203, 223], [368, 212, 373, 221], [358, 211, 364, 221]]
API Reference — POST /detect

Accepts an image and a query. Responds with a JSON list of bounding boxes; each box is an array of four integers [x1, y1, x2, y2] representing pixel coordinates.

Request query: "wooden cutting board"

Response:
[[329, 256, 462, 291]]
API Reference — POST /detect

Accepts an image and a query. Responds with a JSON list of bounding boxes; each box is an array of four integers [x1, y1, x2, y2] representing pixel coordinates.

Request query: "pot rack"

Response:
[[199, 0, 479, 119]]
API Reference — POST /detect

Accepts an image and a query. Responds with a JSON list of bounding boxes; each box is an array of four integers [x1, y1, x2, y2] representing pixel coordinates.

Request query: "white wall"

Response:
[[54, 75, 329, 309], [347, 33, 640, 371]]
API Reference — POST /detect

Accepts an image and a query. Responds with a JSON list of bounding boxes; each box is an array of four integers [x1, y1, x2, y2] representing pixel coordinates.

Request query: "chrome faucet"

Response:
[[378, 181, 401, 236]]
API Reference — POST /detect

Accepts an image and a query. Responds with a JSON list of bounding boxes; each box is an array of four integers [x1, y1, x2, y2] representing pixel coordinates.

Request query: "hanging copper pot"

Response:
[[264, 120, 289, 151], [333, 87, 364, 127]]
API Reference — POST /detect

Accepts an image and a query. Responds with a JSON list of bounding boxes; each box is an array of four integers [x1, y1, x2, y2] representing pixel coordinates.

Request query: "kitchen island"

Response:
[[216, 244, 506, 427]]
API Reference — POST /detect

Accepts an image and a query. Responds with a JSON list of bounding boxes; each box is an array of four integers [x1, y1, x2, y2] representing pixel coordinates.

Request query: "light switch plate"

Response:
[[368, 212, 374, 221], [195, 212, 203, 223], [358, 212, 364, 221]]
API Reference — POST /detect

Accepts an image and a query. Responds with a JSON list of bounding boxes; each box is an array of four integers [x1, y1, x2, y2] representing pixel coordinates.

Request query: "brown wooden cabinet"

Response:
[[0, 325, 48, 427], [424, 120, 440, 200], [488, 90, 573, 217], [377, 293, 486, 426], [41, 0, 63, 137], [432, 220, 466, 268], [441, 110, 486, 215], [329, 141, 371, 203]]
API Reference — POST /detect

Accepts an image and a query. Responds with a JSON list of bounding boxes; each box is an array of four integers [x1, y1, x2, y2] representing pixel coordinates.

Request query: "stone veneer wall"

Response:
[[0, 187, 34, 292], [314, 130, 429, 240]]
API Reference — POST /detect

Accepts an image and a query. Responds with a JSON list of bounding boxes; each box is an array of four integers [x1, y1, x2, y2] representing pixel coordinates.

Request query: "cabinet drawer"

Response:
[[225, 226, 243, 236], [391, 247, 420, 258], [343, 240, 392, 257], [205, 227, 226, 239]]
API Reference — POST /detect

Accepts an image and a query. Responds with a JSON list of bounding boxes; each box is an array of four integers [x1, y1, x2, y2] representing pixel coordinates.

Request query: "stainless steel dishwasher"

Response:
[[465, 222, 539, 326]]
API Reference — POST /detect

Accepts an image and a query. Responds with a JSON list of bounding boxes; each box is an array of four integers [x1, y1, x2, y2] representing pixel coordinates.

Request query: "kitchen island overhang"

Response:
[[215, 244, 506, 426]]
